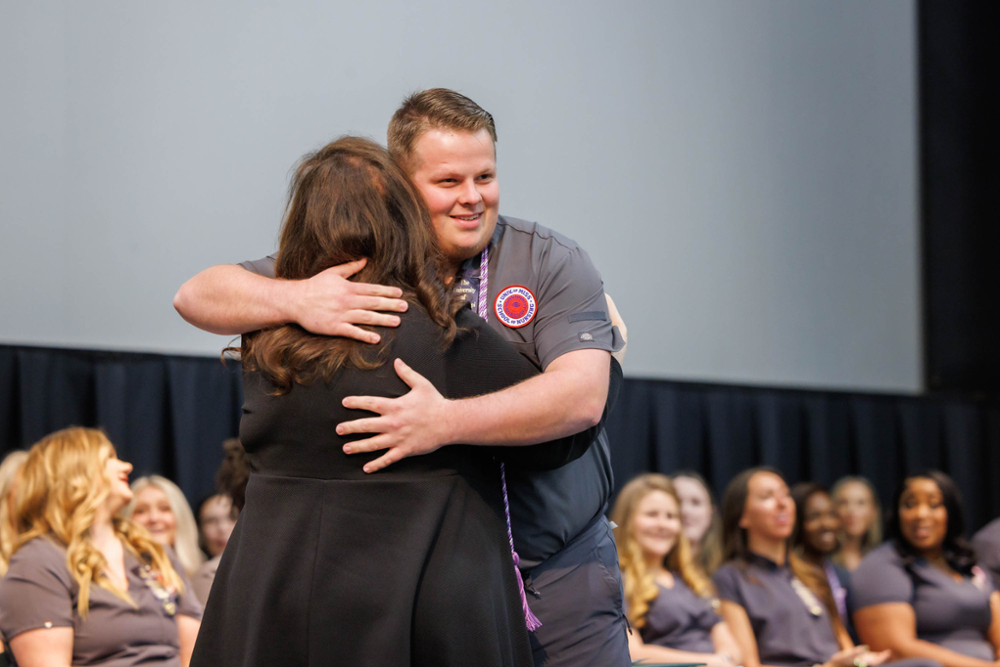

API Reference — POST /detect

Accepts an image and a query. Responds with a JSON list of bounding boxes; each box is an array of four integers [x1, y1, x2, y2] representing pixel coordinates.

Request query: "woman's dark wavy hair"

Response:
[[886, 470, 977, 575], [240, 136, 461, 393]]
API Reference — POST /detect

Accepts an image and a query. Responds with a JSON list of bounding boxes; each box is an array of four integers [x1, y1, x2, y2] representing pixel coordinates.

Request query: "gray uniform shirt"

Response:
[[972, 518, 1000, 593], [241, 215, 619, 567], [0, 537, 203, 666], [852, 542, 995, 661], [638, 577, 721, 653], [713, 554, 840, 666]]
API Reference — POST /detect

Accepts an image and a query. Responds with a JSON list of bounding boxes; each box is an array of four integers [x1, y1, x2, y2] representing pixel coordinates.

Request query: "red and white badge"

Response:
[[494, 285, 537, 328]]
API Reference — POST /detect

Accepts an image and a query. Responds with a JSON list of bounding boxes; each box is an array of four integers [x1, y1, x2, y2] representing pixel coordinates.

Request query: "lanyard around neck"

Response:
[[477, 246, 489, 321]]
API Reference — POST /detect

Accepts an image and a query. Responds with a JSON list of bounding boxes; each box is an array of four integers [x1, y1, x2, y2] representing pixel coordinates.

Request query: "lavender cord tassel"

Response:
[[502, 462, 542, 631], [479, 246, 541, 631]]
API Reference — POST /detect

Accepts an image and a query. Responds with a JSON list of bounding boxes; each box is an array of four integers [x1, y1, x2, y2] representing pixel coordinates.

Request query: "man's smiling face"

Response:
[[407, 127, 499, 271]]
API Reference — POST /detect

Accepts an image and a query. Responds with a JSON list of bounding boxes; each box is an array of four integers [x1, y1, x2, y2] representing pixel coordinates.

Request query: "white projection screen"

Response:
[[0, 1, 919, 393]]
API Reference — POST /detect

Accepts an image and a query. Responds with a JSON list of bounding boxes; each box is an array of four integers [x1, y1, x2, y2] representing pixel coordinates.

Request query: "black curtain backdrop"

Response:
[[0, 345, 243, 508], [3, 344, 1000, 534]]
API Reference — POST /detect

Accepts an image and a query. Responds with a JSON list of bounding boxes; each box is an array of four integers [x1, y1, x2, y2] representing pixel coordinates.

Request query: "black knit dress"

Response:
[[191, 307, 543, 667]]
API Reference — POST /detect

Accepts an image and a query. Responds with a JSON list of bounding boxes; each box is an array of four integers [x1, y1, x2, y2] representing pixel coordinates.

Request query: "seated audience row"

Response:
[[0, 428, 245, 666], [0, 428, 202, 666], [615, 467, 1000, 667]]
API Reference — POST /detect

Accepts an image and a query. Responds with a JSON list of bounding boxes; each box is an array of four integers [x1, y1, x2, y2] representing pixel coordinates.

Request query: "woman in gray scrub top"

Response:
[[791, 483, 857, 642], [0, 428, 202, 667], [712, 468, 896, 667], [853, 471, 1000, 667], [611, 474, 742, 666]]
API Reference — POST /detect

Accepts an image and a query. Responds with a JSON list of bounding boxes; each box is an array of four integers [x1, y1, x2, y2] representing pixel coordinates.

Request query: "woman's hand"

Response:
[[855, 650, 892, 667], [707, 651, 738, 667], [826, 646, 891, 667]]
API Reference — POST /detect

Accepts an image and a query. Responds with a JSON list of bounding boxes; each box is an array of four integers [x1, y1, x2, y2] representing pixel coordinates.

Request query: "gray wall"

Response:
[[0, 1, 919, 393]]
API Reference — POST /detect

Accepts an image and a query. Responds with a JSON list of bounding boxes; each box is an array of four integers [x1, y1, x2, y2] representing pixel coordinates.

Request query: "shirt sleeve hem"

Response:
[[2, 621, 74, 641], [539, 340, 614, 372]]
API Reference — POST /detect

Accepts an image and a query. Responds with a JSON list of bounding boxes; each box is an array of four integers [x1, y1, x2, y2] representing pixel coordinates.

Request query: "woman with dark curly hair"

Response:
[[852, 471, 1000, 667]]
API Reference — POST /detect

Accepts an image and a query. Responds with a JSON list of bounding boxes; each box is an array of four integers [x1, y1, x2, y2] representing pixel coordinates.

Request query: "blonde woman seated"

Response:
[[612, 473, 742, 667], [0, 427, 202, 667], [124, 475, 205, 578]]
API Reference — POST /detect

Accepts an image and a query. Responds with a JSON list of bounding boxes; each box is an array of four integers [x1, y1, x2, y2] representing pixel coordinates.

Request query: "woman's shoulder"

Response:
[[711, 561, 746, 592], [852, 542, 914, 608], [2, 536, 73, 591], [8, 536, 65, 567], [856, 542, 905, 573]]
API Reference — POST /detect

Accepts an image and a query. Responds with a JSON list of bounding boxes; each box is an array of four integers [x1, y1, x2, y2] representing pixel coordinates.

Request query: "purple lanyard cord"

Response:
[[477, 247, 542, 631]]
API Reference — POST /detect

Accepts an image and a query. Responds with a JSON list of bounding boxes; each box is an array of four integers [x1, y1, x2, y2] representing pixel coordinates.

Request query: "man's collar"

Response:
[[457, 217, 505, 273]]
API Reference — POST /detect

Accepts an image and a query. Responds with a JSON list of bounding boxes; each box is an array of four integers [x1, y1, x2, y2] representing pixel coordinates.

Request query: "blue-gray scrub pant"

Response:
[[523, 516, 631, 667]]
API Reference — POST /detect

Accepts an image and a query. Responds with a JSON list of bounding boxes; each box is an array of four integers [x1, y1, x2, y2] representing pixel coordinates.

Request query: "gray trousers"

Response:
[[522, 516, 631, 667]]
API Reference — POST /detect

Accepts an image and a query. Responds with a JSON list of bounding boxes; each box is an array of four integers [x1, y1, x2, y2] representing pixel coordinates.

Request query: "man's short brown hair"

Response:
[[387, 88, 497, 170]]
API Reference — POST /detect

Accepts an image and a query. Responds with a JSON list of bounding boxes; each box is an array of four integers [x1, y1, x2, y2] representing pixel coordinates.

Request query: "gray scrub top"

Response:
[[713, 554, 840, 666], [972, 518, 1000, 593], [0, 537, 203, 666], [638, 577, 721, 653], [241, 215, 620, 567], [852, 542, 995, 661]]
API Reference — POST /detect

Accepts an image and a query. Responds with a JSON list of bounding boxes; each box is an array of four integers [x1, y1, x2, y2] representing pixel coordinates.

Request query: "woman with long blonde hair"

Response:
[[0, 427, 202, 667], [124, 475, 205, 577], [612, 473, 742, 666]]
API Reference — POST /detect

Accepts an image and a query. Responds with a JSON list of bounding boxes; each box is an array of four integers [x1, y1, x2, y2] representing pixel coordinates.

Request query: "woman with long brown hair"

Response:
[[0, 428, 202, 667], [712, 468, 893, 667], [190, 136, 567, 667], [611, 473, 741, 666]]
